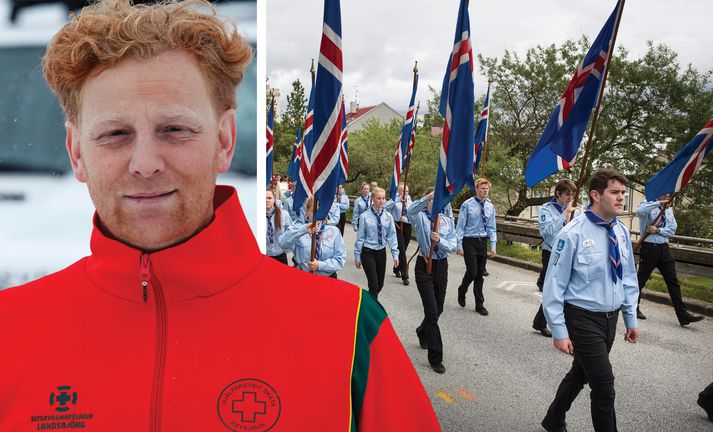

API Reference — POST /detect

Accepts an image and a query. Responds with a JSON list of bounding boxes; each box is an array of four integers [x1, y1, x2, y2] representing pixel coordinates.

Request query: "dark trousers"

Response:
[[545, 304, 619, 432], [458, 236, 488, 306], [415, 256, 448, 365], [700, 382, 713, 413], [394, 223, 412, 280], [533, 249, 552, 329], [637, 243, 687, 319], [361, 247, 387, 300], [269, 253, 288, 265], [338, 212, 346, 236]]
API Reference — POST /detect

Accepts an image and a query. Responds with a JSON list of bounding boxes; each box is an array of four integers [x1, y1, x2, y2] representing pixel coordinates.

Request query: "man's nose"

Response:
[[128, 132, 165, 178]]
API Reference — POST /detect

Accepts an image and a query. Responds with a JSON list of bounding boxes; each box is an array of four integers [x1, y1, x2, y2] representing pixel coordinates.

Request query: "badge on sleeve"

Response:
[[540, 214, 546, 222], [553, 253, 560, 266], [583, 239, 595, 248], [556, 239, 565, 251]]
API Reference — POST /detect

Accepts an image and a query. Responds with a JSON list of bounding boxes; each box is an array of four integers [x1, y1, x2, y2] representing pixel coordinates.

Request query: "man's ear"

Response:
[[216, 109, 237, 173], [65, 121, 87, 183]]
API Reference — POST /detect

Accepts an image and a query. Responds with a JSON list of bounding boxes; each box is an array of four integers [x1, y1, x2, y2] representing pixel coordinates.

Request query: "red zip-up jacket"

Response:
[[0, 186, 440, 431]]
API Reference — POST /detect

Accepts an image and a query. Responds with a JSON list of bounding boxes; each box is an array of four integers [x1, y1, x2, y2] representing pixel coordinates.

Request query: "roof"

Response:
[[345, 105, 375, 124]]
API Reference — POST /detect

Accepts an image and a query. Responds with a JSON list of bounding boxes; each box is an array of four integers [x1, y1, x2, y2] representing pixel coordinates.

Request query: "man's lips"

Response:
[[125, 190, 177, 202]]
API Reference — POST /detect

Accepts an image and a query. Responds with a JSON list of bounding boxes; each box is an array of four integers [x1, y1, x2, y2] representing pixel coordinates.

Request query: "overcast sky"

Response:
[[267, 0, 713, 116]]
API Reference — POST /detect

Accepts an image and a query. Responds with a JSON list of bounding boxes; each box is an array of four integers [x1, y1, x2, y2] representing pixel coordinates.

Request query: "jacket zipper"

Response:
[[141, 254, 167, 432]]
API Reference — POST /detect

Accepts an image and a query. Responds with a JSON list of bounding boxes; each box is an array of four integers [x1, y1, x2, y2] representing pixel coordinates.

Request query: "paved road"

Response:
[[336, 227, 713, 431]]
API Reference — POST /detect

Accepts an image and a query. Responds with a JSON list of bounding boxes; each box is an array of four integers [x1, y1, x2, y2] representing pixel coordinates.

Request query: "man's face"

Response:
[[476, 183, 490, 200], [66, 50, 236, 251], [592, 180, 626, 220], [557, 189, 574, 206]]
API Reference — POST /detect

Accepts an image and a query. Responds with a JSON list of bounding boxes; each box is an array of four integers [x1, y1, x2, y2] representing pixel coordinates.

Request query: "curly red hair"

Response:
[[42, 0, 253, 122]]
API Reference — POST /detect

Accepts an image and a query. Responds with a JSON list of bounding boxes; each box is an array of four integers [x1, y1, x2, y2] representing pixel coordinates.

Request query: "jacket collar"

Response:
[[85, 185, 263, 303]]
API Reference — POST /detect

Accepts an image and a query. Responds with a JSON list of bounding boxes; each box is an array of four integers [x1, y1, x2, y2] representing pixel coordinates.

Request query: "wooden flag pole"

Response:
[[270, 91, 276, 186], [569, 0, 626, 222], [307, 59, 318, 273], [426, 213, 440, 274], [633, 192, 676, 253]]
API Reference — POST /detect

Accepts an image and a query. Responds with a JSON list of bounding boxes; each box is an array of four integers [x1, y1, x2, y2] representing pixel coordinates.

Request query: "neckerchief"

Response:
[[360, 195, 369, 209], [477, 198, 487, 227], [315, 223, 325, 260], [584, 207, 622, 283], [550, 196, 563, 214], [266, 210, 274, 248], [371, 207, 384, 246], [657, 206, 667, 228]]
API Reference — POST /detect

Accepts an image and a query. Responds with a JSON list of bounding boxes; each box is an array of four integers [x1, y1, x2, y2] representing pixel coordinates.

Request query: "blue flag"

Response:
[[286, 127, 301, 181], [525, 0, 623, 187], [645, 118, 713, 200], [309, 0, 344, 222], [432, 0, 475, 216], [390, 73, 419, 200], [473, 82, 490, 175], [266, 97, 274, 187], [292, 73, 315, 216], [337, 99, 349, 186]]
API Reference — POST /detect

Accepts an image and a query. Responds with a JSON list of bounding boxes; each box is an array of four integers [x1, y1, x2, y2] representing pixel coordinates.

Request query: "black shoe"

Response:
[[402, 278, 410, 286], [637, 308, 647, 320], [457, 292, 466, 307], [680, 313, 704, 326], [475, 306, 489, 316], [417, 330, 427, 349], [483, 270, 489, 277], [393, 269, 401, 277], [533, 325, 552, 338], [541, 418, 567, 432], [698, 396, 713, 422], [431, 363, 446, 374]]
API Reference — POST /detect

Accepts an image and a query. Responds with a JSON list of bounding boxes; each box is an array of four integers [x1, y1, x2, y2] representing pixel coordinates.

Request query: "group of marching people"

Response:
[[266, 177, 498, 375]]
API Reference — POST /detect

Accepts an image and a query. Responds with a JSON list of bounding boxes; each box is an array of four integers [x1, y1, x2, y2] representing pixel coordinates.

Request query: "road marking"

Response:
[[436, 391, 454, 403], [458, 389, 474, 400]]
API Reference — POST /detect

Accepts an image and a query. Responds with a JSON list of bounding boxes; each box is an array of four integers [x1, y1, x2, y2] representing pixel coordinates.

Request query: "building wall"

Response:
[[347, 103, 401, 132]]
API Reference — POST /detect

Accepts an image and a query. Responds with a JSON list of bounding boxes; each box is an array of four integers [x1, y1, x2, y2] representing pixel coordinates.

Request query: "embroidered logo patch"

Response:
[[540, 214, 546, 222], [218, 379, 281, 432], [583, 239, 595, 248], [556, 239, 565, 251], [28, 386, 95, 430]]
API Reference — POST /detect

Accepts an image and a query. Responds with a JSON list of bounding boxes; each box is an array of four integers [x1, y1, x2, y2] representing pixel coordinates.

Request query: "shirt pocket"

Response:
[[576, 250, 605, 282]]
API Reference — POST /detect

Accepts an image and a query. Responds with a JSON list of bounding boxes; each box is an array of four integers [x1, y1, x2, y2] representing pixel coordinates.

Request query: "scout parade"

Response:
[[267, 0, 713, 429]]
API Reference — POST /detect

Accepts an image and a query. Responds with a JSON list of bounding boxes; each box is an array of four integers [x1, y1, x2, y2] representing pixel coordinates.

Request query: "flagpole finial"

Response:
[[416, 100, 421, 110], [413, 61, 419, 75], [310, 58, 316, 77], [487, 76, 493, 84]]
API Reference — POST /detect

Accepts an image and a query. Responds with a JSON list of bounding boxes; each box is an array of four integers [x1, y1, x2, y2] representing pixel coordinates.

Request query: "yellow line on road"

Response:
[[436, 391, 455, 403], [458, 389, 474, 400]]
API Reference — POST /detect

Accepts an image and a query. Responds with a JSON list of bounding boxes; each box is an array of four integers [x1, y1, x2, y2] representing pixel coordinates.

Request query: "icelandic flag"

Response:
[[473, 82, 490, 175], [292, 72, 315, 215], [337, 98, 349, 186], [286, 127, 302, 181], [308, 0, 344, 221], [525, 0, 623, 187], [390, 73, 419, 200], [266, 96, 274, 187], [645, 118, 713, 200], [432, 0, 475, 216]]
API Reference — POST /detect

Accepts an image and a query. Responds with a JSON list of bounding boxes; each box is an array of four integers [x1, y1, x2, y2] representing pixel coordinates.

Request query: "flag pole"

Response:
[[570, 0, 626, 219], [269, 90, 276, 187], [480, 77, 492, 178], [308, 58, 318, 273], [633, 192, 676, 252], [427, 213, 440, 274], [400, 61, 419, 233]]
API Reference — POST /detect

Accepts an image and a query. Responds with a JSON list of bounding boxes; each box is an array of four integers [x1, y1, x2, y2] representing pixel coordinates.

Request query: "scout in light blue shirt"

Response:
[[298, 201, 340, 226], [351, 182, 372, 230], [385, 194, 413, 225], [278, 201, 346, 277], [441, 202, 453, 219], [539, 198, 579, 252], [266, 188, 293, 264], [354, 205, 399, 263], [335, 185, 350, 214], [408, 196, 457, 259], [455, 196, 497, 251], [636, 199, 676, 244], [634, 195, 703, 325], [540, 169, 639, 432]]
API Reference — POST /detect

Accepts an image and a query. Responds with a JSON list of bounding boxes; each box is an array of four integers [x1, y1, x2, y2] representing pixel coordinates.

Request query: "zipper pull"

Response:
[[140, 254, 151, 303]]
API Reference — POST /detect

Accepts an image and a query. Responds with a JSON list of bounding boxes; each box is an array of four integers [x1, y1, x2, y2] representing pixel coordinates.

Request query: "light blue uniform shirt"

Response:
[[384, 195, 413, 224], [335, 192, 349, 213], [542, 213, 639, 340], [456, 197, 497, 250], [351, 194, 371, 230], [637, 200, 676, 244], [282, 196, 298, 221], [539, 201, 568, 252], [407, 198, 457, 260], [278, 221, 345, 276], [354, 207, 399, 262], [441, 202, 453, 219], [297, 202, 340, 226], [266, 209, 293, 257]]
